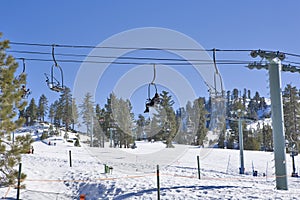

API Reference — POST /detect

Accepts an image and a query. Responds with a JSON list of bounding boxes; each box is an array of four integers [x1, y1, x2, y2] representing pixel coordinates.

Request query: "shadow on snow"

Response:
[[114, 185, 238, 199]]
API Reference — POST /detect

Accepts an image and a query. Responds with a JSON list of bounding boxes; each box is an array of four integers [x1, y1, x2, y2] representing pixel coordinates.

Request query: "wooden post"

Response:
[[69, 150, 72, 167], [197, 156, 201, 179], [157, 165, 160, 200], [16, 163, 22, 200]]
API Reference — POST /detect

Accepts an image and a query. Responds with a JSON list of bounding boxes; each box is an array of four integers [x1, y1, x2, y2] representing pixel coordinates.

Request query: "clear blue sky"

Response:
[[2, 1, 300, 116]]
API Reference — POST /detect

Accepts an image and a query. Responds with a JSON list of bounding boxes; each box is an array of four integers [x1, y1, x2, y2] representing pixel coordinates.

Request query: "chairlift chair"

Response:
[[144, 64, 161, 113], [45, 45, 65, 92], [18, 58, 31, 99], [186, 117, 195, 133]]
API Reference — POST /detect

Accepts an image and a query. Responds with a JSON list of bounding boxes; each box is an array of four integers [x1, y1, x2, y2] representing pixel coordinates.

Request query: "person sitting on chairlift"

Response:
[[46, 77, 63, 92], [21, 85, 30, 98], [144, 93, 160, 113]]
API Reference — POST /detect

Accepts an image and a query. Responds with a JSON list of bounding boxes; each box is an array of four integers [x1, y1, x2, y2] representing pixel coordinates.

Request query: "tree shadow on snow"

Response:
[[114, 185, 238, 200]]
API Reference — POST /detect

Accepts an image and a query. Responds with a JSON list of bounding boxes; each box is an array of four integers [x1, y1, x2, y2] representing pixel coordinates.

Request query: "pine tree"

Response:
[[242, 88, 247, 107], [0, 34, 32, 186], [247, 99, 258, 120], [48, 103, 55, 124], [283, 84, 300, 151], [181, 102, 195, 145], [193, 97, 208, 146], [149, 115, 162, 141], [58, 87, 73, 131], [37, 94, 48, 122], [112, 98, 135, 148], [52, 100, 62, 127], [247, 90, 251, 99], [260, 123, 273, 151], [253, 91, 260, 112], [243, 129, 260, 150], [71, 98, 79, 131], [25, 98, 38, 126], [104, 93, 118, 146], [228, 99, 245, 149], [226, 90, 231, 116], [185, 101, 197, 144], [232, 88, 239, 100], [136, 114, 146, 140], [102, 96, 113, 144], [152, 91, 177, 148], [79, 92, 95, 146], [93, 103, 105, 147], [173, 107, 186, 144]]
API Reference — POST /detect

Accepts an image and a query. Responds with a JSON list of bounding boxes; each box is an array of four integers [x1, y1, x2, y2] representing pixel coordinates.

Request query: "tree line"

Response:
[[21, 83, 300, 153]]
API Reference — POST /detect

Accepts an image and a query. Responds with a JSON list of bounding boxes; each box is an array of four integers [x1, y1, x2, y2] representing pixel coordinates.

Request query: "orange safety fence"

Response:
[[3, 173, 300, 199], [18, 172, 293, 184]]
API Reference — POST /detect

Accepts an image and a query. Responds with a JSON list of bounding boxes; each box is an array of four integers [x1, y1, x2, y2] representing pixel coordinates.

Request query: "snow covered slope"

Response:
[[1, 139, 300, 200]]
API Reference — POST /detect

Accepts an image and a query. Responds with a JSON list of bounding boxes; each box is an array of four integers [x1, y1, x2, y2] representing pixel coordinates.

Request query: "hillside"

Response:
[[1, 135, 299, 199]]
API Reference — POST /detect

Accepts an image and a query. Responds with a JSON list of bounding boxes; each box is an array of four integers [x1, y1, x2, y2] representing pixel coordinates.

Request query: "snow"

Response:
[[1, 137, 300, 199], [246, 118, 272, 131]]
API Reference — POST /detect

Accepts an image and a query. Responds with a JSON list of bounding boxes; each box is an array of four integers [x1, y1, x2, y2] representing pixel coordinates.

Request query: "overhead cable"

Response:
[[9, 50, 257, 64], [14, 57, 255, 66], [9, 41, 253, 52]]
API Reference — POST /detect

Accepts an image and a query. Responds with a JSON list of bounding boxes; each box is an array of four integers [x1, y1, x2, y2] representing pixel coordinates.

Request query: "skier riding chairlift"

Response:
[[21, 85, 31, 98]]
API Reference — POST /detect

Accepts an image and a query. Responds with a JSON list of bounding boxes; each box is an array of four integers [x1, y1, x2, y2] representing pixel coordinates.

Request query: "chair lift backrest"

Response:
[[50, 64, 64, 92]]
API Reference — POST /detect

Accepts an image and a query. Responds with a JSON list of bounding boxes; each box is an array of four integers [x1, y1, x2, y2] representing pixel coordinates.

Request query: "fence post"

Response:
[[157, 165, 160, 200], [197, 156, 201, 179], [69, 150, 72, 167], [16, 163, 22, 200]]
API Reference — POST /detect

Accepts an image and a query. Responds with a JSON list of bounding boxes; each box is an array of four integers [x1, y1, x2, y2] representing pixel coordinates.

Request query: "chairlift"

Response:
[[186, 117, 195, 133], [46, 45, 65, 92], [144, 83, 161, 113], [144, 64, 161, 113], [19, 58, 31, 99]]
